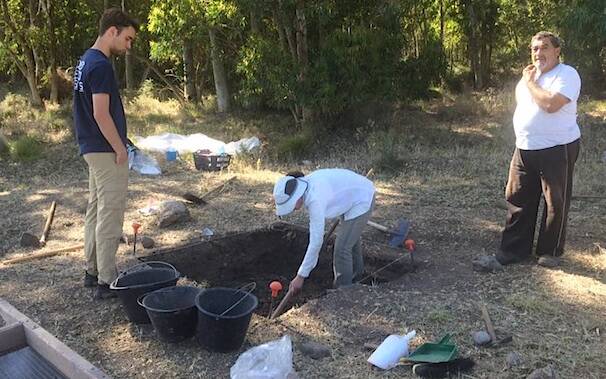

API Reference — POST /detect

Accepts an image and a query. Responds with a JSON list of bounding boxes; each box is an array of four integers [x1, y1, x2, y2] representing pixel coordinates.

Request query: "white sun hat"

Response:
[[273, 175, 308, 216]]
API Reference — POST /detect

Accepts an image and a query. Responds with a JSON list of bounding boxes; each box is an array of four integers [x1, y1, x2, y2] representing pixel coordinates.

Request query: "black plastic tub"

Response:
[[110, 262, 180, 324], [195, 287, 258, 352], [138, 286, 201, 343]]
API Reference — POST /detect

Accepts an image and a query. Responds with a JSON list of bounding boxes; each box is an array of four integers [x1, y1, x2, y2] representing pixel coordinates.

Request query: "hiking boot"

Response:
[[84, 271, 97, 287], [94, 284, 117, 300], [472, 255, 504, 273], [537, 256, 561, 268]]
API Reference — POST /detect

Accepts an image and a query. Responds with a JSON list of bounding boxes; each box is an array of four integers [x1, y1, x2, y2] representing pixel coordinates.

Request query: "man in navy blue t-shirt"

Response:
[[73, 8, 138, 300]]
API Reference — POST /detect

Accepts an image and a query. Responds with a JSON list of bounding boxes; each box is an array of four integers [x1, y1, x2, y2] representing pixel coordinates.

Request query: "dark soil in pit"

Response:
[[141, 222, 411, 315]]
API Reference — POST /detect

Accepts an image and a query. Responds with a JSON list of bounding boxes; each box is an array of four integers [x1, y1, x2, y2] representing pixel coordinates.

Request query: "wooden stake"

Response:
[[39, 201, 57, 247], [481, 303, 498, 343], [2, 244, 84, 265]]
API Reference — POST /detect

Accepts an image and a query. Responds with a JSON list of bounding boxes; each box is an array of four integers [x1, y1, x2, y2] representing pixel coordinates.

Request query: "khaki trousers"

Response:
[[83, 153, 128, 285], [333, 199, 374, 288]]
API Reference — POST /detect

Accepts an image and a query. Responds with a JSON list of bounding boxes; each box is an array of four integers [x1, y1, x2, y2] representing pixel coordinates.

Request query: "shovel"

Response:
[[367, 219, 410, 247]]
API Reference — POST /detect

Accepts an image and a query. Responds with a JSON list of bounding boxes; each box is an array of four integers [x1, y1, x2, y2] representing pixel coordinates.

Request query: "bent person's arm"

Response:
[[526, 81, 570, 113], [92, 93, 128, 164]]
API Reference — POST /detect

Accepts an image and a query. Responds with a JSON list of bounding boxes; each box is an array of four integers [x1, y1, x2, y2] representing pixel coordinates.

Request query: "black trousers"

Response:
[[498, 139, 580, 263]]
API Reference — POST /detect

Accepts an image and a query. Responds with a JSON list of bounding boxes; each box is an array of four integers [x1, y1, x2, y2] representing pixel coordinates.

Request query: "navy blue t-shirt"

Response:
[[73, 49, 127, 155]]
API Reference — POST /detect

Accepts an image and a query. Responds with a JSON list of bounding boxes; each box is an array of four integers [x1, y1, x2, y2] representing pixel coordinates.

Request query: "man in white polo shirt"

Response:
[[475, 31, 581, 271], [273, 169, 375, 293]]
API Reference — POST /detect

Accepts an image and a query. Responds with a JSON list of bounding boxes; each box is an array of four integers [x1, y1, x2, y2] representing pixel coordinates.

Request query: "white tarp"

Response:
[[135, 133, 261, 155]]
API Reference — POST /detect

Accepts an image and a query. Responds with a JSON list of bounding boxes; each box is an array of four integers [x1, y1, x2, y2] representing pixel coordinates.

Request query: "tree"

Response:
[[0, 0, 44, 107], [40, 0, 60, 103]]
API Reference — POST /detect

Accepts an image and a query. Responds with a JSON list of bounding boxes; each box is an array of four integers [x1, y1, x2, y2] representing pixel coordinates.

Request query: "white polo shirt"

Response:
[[297, 169, 375, 278], [512, 63, 581, 150]]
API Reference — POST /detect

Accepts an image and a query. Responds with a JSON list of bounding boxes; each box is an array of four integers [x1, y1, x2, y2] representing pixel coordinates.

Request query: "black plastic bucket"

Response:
[[195, 287, 258, 352], [110, 262, 180, 324], [138, 286, 201, 343]]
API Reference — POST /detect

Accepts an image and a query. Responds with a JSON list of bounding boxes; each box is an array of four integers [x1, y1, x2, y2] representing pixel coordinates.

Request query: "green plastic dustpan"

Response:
[[407, 334, 458, 363]]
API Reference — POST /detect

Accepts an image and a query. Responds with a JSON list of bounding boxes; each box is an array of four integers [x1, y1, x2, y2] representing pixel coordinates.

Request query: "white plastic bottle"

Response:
[[367, 330, 416, 370]]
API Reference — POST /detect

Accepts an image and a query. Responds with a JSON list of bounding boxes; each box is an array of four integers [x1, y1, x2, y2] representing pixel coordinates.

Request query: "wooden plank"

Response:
[[2, 244, 84, 265], [0, 323, 26, 354]]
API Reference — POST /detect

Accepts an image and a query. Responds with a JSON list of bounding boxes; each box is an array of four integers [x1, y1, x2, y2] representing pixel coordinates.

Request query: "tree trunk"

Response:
[[42, 0, 59, 103], [439, 0, 445, 75], [25, 70, 44, 107], [183, 40, 197, 101], [250, 9, 260, 35], [125, 51, 134, 89], [279, 0, 297, 60], [294, 0, 309, 125], [28, 0, 42, 82], [464, 0, 481, 89], [0, 0, 43, 107], [209, 27, 230, 113], [272, 9, 288, 50], [121, 0, 134, 90]]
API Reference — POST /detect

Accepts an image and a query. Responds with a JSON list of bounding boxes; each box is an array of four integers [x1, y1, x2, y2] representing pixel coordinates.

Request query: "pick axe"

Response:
[[20, 201, 57, 248], [367, 219, 410, 247]]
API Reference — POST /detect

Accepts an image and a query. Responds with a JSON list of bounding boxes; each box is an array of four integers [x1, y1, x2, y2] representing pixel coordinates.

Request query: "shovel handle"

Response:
[[39, 201, 57, 247], [270, 289, 295, 319], [367, 220, 389, 233], [481, 303, 497, 342]]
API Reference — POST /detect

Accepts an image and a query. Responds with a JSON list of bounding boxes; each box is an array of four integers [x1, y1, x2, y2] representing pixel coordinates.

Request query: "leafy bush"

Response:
[[236, 36, 298, 111], [9, 135, 43, 161], [273, 131, 313, 160], [302, 26, 402, 116], [367, 130, 403, 173]]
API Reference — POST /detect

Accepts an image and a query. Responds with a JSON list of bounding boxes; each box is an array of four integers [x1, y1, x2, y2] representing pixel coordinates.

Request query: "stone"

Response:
[[526, 365, 557, 379], [141, 236, 155, 249], [506, 351, 523, 368], [157, 201, 190, 228], [298, 341, 331, 359], [472, 255, 504, 273], [471, 330, 492, 346]]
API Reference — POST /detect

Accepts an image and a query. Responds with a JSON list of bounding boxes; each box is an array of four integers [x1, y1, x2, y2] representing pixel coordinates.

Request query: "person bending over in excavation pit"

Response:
[[273, 169, 376, 294]]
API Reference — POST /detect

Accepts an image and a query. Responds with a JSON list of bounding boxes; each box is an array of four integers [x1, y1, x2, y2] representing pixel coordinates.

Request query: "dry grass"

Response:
[[0, 90, 605, 378]]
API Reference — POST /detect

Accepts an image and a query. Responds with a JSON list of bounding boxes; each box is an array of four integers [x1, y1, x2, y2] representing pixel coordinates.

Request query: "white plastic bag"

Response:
[[230, 335, 294, 379], [128, 149, 161, 175]]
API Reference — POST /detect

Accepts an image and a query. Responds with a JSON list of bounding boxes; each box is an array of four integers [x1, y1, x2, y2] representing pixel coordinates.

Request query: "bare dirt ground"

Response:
[[1, 103, 605, 378]]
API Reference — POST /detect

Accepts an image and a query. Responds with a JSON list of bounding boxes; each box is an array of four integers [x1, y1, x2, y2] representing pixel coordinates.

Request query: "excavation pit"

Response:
[[142, 222, 412, 315]]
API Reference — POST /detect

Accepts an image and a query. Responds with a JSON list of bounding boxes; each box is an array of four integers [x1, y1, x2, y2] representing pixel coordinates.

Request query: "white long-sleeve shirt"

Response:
[[297, 169, 375, 278]]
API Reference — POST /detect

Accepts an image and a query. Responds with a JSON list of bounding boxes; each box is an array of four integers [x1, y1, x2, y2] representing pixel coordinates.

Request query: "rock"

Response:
[[298, 341, 331, 359], [471, 330, 492, 346], [141, 236, 155, 249], [157, 201, 190, 228], [506, 351, 523, 368], [526, 365, 557, 379], [472, 255, 504, 273]]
